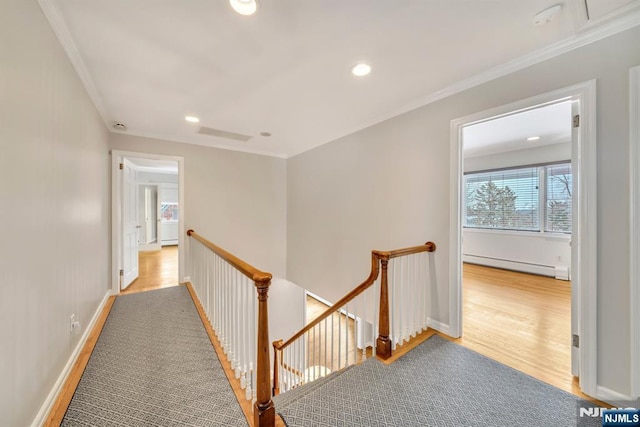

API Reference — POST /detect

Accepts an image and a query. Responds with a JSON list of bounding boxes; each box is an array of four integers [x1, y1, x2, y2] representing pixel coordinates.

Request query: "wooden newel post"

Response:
[[254, 275, 275, 427], [376, 256, 392, 360]]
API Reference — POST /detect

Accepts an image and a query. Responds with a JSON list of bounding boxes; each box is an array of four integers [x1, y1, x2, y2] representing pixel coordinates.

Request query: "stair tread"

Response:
[[273, 363, 361, 409]]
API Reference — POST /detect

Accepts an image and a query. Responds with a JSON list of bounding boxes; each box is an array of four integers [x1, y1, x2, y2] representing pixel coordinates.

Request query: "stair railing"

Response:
[[272, 241, 436, 396], [187, 230, 274, 427], [375, 242, 436, 359]]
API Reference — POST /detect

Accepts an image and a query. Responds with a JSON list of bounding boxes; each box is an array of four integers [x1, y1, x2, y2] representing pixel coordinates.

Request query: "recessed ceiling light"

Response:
[[112, 122, 127, 131], [351, 63, 371, 77], [527, 136, 541, 141], [259, 132, 272, 137], [185, 116, 200, 123], [230, 0, 257, 15]]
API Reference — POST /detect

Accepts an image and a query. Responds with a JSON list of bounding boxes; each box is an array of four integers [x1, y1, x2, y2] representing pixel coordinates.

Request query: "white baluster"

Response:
[[344, 303, 349, 368], [312, 325, 316, 379], [420, 252, 426, 331], [353, 298, 357, 363], [390, 258, 397, 349], [284, 347, 288, 391], [373, 276, 379, 353], [329, 315, 334, 372], [232, 271, 239, 376], [361, 292, 367, 361], [401, 256, 407, 343], [337, 306, 342, 370], [243, 276, 249, 385], [323, 317, 327, 371], [246, 361, 253, 400]]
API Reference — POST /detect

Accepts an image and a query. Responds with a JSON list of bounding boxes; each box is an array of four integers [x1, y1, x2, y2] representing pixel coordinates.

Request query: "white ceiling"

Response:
[[463, 100, 572, 158], [42, 0, 640, 158]]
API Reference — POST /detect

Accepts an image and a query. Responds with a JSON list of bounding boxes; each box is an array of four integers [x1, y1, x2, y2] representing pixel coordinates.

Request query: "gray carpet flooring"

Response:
[[274, 335, 602, 427], [62, 286, 248, 426]]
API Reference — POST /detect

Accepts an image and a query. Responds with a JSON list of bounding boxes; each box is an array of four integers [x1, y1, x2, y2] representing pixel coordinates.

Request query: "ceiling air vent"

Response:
[[197, 126, 252, 142]]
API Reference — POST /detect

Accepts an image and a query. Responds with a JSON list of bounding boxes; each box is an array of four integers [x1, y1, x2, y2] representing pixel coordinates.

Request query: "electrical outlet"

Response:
[[70, 314, 80, 333]]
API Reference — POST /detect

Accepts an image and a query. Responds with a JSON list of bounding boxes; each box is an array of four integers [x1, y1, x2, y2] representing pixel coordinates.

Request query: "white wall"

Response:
[[110, 134, 288, 278], [0, 1, 110, 425], [286, 26, 640, 396], [268, 279, 306, 345], [463, 142, 572, 278], [463, 229, 571, 278]]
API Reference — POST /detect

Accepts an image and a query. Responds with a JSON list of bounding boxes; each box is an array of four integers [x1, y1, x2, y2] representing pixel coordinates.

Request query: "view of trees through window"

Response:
[[464, 162, 572, 233]]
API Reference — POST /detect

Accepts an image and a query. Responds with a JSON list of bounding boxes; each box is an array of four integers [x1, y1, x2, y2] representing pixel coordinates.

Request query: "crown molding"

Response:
[[39, 0, 640, 159], [289, 6, 640, 158], [112, 129, 288, 159], [37, 0, 111, 130]]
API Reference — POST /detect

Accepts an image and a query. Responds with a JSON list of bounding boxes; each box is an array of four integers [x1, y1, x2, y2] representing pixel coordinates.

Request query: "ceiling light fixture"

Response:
[[112, 122, 127, 131], [230, 0, 257, 16], [351, 63, 371, 77], [185, 116, 200, 123], [527, 136, 541, 141]]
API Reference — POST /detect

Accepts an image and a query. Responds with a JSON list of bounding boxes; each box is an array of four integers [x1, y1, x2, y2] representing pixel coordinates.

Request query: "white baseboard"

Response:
[[596, 385, 636, 406], [31, 290, 112, 427], [463, 255, 556, 278], [427, 318, 452, 336]]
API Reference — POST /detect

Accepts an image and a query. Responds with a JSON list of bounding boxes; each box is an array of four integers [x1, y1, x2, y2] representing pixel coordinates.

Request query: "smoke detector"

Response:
[[112, 122, 127, 131], [533, 4, 562, 26]]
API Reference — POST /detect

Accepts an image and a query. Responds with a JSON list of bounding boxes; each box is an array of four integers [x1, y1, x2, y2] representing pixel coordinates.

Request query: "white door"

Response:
[[122, 159, 139, 289], [570, 99, 580, 376]]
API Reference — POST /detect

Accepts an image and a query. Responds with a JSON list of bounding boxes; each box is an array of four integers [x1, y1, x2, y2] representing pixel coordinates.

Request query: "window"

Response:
[[464, 162, 571, 234], [160, 203, 179, 221], [545, 163, 572, 233]]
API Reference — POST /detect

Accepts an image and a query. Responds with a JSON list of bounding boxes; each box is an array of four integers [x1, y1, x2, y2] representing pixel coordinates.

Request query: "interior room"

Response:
[[460, 99, 575, 391], [120, 158, 180, 294], [2, 1, 639, 425]]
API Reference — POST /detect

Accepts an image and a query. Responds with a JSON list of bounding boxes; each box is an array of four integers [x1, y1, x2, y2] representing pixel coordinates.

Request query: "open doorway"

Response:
[[460, 99, 575, 393], [111, 151, 185, 295], [449, 81, 598, 398]]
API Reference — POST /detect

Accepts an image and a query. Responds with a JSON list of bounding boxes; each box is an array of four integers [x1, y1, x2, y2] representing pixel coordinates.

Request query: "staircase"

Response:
[[186, 230, 437, 426]]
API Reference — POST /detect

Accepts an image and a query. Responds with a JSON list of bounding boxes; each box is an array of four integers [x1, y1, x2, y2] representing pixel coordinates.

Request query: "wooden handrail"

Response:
[[373, 241, 436, 260], [273, 252, 381, 351], [187, 229, 272, 282], [187, 229, 274, 427], [271, 241, 436, 399]]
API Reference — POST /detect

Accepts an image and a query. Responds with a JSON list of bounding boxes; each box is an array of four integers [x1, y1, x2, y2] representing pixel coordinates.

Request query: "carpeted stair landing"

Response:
[[62, 286, 248, 426], [274, 335, 602, 427]]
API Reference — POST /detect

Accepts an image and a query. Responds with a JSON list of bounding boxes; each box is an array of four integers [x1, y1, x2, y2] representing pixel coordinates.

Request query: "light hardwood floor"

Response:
[[120, 245, 179, 294], [307, 263, 603, 405], [456, 263, 576, 393]]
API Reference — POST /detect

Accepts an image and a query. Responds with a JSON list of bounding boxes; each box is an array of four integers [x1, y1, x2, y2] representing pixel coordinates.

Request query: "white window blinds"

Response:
[[464, 162, 572, 234], [545, 163, 572, 233], [465, 167, 539, 231]]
